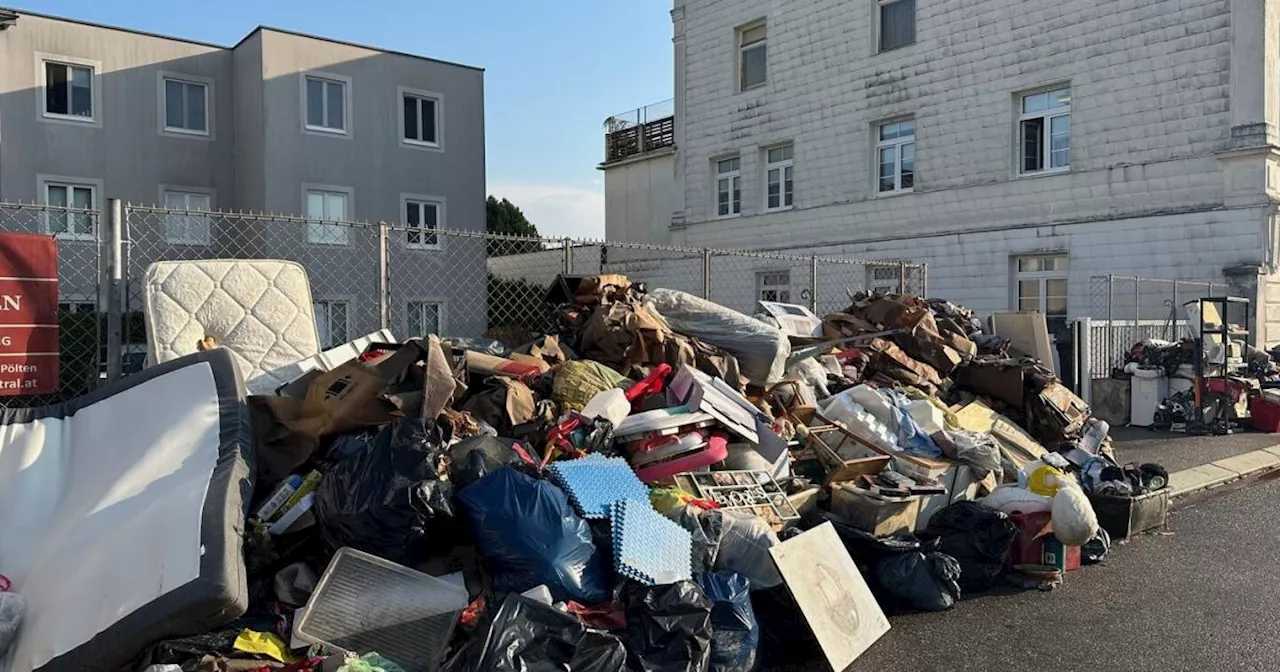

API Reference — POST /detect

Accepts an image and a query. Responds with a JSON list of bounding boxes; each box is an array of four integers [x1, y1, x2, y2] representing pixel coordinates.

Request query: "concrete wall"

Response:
[[604, 149, 676, 244]]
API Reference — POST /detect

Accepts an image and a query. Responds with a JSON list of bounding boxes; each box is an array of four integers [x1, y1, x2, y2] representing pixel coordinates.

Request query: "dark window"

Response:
[[879, 0, 916, 52], [44, 62, 92, 118]]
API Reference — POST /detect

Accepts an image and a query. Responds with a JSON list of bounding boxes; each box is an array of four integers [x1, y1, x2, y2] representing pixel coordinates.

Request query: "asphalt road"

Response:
[[1110, 425, 1279, 473], [824, 475, 1280, 672]]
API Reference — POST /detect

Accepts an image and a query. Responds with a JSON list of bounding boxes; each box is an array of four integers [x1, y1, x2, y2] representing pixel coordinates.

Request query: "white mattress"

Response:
[[142, 260, 321, 395], [0, 349, 252, 672]]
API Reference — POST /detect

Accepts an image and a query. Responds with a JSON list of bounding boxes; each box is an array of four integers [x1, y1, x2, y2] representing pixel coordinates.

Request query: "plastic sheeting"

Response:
[[922, 502, 1017, 593], [313, 419, 455, 565], [694, 572, 759, 672], [457, 467, 610, 604], [625, 581, 714, 672], [649, 289, 791, 387], [442, 594, 626, 672]]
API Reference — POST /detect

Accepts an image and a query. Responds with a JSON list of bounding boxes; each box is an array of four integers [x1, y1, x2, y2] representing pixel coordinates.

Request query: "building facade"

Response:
[[0, 9, 487, 344], [603, 0, 1280, 346]]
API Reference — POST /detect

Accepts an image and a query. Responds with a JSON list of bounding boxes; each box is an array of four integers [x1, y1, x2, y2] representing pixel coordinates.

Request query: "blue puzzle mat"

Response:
[[547, 454, 650, 520], [611, 498, 693, 586]]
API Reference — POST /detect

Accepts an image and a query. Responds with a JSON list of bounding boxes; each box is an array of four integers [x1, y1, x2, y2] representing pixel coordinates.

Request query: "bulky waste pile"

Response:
[[1, 276, 1172, 672]]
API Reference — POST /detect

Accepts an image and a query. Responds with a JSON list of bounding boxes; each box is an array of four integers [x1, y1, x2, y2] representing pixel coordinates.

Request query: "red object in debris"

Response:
[[459, 595, 486, 629], [566, 600, 627, 631], [633, 431, 729, 483], [1009, 511, 1054, 567], [1251, 397, 1280, 433], [0, 574, 10, 592], [626, 363, 672, 409]]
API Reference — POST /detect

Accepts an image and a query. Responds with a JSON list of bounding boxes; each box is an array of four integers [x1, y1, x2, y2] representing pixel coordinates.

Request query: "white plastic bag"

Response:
[[648, 289, 791, 386]]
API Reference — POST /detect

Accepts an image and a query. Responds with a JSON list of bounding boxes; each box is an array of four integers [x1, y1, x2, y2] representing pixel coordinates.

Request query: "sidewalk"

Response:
[[1111, 425, 1280, 496]]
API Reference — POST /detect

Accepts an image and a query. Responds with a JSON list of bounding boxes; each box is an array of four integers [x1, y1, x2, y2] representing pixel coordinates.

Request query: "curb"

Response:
[[1168, 444, 1280, 497]]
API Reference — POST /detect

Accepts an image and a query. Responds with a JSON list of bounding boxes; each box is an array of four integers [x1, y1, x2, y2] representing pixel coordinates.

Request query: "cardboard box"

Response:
[[831, 484, 923, 536]]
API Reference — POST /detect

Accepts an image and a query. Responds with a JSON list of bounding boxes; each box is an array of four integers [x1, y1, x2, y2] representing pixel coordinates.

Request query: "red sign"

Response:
[[0, 232, 59, 395]]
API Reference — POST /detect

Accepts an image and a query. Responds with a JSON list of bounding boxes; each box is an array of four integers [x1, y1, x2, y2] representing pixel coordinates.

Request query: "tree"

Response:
[[486, 196, 544, 256]]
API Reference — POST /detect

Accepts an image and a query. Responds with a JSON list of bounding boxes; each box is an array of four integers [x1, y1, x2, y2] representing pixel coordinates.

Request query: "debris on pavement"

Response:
[[0, 269, 1181, 672]]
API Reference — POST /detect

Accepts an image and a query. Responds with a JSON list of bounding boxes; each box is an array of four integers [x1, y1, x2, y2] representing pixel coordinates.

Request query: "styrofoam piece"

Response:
[[297, 547, 469, 672], [272, 329, 398, 397], [611, 499, 693, 586], [547, 455, 651, 519], [667, 365, 760, 443], [581, 387, 630, 426]]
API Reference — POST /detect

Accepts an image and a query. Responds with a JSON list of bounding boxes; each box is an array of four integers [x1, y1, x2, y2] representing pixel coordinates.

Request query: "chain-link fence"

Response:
[[1085, 274, 1230, 378], [0, 198, 926, 408]]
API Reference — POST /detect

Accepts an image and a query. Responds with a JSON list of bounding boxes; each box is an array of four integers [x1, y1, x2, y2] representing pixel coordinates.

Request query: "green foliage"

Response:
[[486, 196, 545, 256]]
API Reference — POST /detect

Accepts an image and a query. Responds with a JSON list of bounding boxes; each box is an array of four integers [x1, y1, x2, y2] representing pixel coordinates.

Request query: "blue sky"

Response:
[[28, 0, 675, 238]]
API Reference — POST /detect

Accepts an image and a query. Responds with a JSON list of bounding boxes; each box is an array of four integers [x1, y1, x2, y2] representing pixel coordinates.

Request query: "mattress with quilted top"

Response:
[[142, 259, 321, 394]]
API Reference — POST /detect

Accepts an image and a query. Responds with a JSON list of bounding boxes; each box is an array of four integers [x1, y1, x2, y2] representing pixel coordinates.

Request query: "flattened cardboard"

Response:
[[769, 523, 890, 671]]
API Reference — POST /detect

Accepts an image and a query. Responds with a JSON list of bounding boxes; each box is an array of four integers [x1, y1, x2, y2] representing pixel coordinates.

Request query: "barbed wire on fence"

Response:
[[0, 199, 927, 407]]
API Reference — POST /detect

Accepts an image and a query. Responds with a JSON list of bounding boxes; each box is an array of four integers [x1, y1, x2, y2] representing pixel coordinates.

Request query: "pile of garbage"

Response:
[[1, 277, 1173, 672]]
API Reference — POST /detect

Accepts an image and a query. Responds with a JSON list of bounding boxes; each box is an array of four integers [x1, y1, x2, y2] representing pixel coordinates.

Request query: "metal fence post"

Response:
[[898, 261, 908, 295], [105, 199, 123, 384], [1106, 275, 1115, 377], [378, 222, 390, 331], [562, 237, 572, 275], [809, 256, 819, 312], [1077, 317, 1093, 404], [702, 248, 712, 299]]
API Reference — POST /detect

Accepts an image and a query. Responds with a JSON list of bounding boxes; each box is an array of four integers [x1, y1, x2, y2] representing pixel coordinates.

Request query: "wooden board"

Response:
[[769, 522, 891, 671]]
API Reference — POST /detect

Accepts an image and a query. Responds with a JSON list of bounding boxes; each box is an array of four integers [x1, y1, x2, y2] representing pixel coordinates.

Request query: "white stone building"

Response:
[[602, 0, 1280, 350]]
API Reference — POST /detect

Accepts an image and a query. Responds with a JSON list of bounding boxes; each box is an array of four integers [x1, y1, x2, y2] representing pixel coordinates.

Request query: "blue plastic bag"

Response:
[[458, 467, 610, 604], [694, 572, 759, 672]]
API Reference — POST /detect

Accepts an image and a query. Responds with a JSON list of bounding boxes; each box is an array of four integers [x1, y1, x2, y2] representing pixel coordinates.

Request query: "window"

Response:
[[405, 198, 441, 249], [304, 75, 347, 133], [1019, 88, 1071, 174], [313, 300, 349, 349], [878, 0, 916, 52], [764, 145, 794, 210], [869, 266, 904, 294], [757, 270, 791, 303], [738, 22, 767, 91], [163, 77, 208, 134], [305, 189, 350, 245], [43, 60, 93, 120], [43, 181, 95, 239], [402, 89, 440, 147], [877, 119, 916, 193], [59, 300, 96, 315], [715, 157, 742, 217], [1015, 254, 1069, 316], [407, 301, 442, 337], [163, 190, 212, 245]]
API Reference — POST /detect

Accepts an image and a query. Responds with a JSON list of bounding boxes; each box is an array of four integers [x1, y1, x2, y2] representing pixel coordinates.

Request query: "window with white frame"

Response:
[[878, 0, 916, 52], [715, 157, 742, 217], [407, 301, 442, 337], [305, 189, 350, 245], [877, 119, 916, 193], [1019, 88, 1070, 174], [1014, 254, 1069, 316], [402, 91, 440, 146], [869, 265, 904, 294], [405, 199, 441, 249], [764, 144, 794, 211], [43, 60, 93, 120], [163, 190, 212, 245], [305, 75, 347, 133], [757, 270, 791, 303], [738, 22, 767, 91], [43, 181, 95, 238], [163, 77, 208, 134], [313, 300, 349, 349]]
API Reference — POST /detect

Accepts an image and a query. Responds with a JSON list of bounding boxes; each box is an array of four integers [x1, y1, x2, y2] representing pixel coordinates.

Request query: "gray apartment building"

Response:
[[0, 8, 487, 347]]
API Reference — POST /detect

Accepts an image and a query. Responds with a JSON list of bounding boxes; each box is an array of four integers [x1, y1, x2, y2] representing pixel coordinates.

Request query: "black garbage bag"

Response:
[[694, 572, 759, 672], [1083, 527, 1111, 565], [921, 501, 1018, 593], [448, 434, 528, 489], [442, 594, 582, 672], [873, 551, 962, 612], [458, 467, 610, 604], [625, 581, 714, 672], [313, 418, 454, 565], [571, 631, 628, 671]]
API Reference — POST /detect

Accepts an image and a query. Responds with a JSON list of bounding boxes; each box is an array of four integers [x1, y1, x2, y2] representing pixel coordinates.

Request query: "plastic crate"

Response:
[[296, 547, 469, 672], [1250, 396, 1280, 433]]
